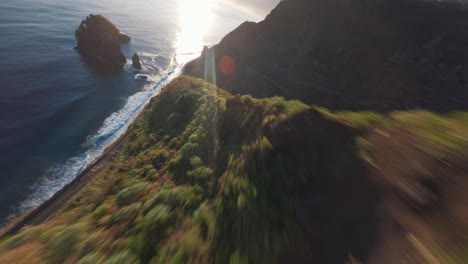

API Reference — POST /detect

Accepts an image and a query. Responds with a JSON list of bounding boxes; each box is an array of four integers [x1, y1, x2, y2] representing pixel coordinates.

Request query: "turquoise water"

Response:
[[0, 0, 261, 224]]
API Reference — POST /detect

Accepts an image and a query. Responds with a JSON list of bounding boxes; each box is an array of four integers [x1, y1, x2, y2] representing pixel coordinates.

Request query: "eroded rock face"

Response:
[[75, 14, 129, 67]]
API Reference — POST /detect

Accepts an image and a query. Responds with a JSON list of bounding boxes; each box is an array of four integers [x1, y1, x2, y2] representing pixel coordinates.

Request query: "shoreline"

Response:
[[0, 58, 190, 239], [0, 61, 187, 238], [0, 67, 176, 240], [0, 128, 131, 238]]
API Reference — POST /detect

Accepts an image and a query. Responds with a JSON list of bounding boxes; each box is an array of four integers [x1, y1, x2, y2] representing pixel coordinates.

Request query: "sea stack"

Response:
[[75, 14, 129, 67], [132, 53, 142, 69]]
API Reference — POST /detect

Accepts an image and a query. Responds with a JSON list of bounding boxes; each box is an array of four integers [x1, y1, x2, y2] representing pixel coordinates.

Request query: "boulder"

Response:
[[75, 14, 129, 67], [135, 74, 148, 80], [132, 53, 142, 69]]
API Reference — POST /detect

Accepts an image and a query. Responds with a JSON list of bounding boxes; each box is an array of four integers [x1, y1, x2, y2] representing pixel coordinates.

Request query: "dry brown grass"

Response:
[[0, 243, 44, 264]]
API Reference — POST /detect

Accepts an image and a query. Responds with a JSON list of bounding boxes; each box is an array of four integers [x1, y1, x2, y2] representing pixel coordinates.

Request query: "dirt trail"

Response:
[[366, 128, 468, 263], [0, 132, 130, 238]]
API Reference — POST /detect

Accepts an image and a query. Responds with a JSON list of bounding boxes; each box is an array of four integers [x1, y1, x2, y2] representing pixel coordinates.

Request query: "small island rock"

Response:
[[75, 14, 129, 67], [132, 53, 142, 69]]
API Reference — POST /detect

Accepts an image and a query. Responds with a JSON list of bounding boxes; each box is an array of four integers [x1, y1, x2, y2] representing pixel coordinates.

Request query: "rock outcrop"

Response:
[[185, 0, 468, 111], [132, 53, 142, 69], [75, 14, 129, 67]]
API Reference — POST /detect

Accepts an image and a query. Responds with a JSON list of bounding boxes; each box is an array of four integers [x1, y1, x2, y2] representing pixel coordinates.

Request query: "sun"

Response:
[[176, 0, 215, 62]]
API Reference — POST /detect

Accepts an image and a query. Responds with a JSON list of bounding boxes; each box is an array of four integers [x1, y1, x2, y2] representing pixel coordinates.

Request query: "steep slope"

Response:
[[324, 110, 468, 263], [365, 128, 468, 263], [0, 77, 379, 263], [2, 1, 468, 262], [1, 77, 467, 263], [185, 0, 468, 111]]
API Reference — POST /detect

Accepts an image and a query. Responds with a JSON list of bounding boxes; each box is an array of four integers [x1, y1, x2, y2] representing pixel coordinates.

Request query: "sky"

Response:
[[197, 0, 281, 46], [223, 0, 282, 19]]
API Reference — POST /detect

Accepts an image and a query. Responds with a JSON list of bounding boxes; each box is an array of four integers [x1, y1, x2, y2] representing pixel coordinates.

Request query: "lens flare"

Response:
[[220, 55, 236, 77]]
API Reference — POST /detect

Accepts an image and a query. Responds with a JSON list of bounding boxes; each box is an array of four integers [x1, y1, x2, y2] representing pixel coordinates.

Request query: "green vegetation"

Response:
[[116, 183, 149, 206], [1, 76, 466, 263], [318, 109, 391, 130], [391, 111, 468, 166], [323, 109, 468, 167]]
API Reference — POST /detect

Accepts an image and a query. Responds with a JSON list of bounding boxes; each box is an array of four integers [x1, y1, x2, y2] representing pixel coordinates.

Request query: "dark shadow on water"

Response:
[[75, 49, 126, 76]]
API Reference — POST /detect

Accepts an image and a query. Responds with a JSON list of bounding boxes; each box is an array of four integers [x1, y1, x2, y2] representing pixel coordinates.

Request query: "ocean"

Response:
[[0, 0, 263, 225]]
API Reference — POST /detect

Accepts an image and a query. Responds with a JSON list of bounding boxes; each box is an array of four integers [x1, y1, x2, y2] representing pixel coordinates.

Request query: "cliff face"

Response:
[[185, 0, 468, 111]]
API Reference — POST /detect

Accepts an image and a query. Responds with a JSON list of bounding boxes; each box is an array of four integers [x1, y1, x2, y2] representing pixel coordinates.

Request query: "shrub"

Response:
[[321, 109, 390, 130], [46, 223, 87, 263], [162, 135, 171, 143], [135, 204, 175, 262], [104, 250, 140, 264], [190, 156, 203, 167], [98, 215, 113, 226], [116, 183, 149, 206], [78, 232, 104, 258], [261, 96, 307, 115], [92, 204, 109, 220], [169, 138, 180, 148], [193, 203, 216, 241], [129, 166, 152, 178], [144, 204, 173, 232], [152, 150, 169, 168], [3, 226, 43, 250], [180, 142, 199, 158], [113, 202, 142, 224], [187, 166, 213, 184], [154, 227, 206, 264], [136, 153, 146, 167], [78, 253, 103, 264], [229, 250, 248, 264], [146, 168, 160, 182], [242, 95, 255, 104], [144, 187, 202, 211], [188, 133, 199, 143]]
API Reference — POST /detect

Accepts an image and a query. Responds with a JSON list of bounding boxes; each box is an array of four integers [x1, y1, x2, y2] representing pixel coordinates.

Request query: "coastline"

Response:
[[0, 67, 187, 239], [0, 125, 131, 238]]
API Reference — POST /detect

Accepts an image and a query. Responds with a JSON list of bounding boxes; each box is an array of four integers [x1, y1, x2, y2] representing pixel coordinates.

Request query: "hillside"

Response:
[[185, 0, 468, 111], [0, 76, 467, 263], [2, 0, 468, 262], [0, 77, 376, 263]]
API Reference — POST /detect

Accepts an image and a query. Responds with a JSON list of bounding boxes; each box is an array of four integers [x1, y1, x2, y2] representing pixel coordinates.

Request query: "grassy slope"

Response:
[[0, 76, 467, 263]]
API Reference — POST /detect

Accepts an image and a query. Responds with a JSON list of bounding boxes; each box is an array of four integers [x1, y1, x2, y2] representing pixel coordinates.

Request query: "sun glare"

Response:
[[176, 0, 214, 62]]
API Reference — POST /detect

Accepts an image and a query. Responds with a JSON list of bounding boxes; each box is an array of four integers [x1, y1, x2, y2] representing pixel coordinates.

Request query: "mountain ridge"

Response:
[[185, 0, 468, 111]]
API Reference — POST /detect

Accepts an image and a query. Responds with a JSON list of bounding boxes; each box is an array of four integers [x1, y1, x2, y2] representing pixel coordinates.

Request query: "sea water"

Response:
[[0, 0, 263, 224]]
